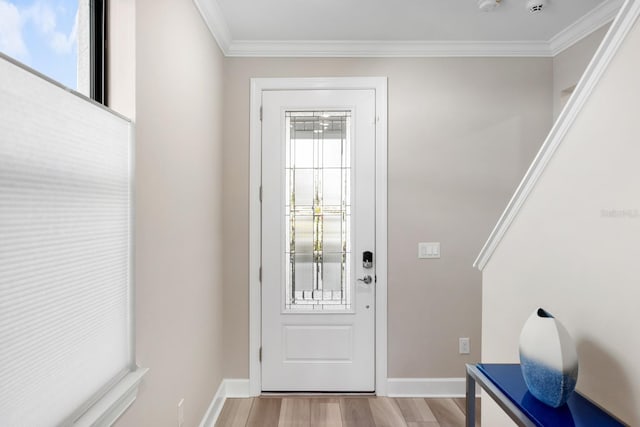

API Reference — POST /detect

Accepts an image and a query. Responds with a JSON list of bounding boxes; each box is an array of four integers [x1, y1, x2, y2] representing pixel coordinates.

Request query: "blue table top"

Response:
[[477, 364, 625, 427]]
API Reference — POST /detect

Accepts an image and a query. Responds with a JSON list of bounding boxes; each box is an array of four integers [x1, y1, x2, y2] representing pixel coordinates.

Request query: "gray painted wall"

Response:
[[222, 57, 553, 380], [111, 0, 226, 425]]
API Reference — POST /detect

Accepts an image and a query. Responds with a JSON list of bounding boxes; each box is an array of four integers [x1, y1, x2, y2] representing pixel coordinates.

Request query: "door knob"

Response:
[[357, 275, 373, 285]]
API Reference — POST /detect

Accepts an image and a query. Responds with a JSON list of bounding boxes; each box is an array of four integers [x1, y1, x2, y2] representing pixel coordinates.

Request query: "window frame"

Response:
[[90, 0, 108, 104], [0, 0, 108, 104]]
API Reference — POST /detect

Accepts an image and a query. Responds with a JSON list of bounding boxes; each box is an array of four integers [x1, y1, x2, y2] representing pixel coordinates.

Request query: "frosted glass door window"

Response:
[[284, 112, 351, 310]]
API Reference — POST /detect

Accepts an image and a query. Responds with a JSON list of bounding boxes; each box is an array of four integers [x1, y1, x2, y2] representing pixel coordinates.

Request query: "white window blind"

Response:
[[0, 55, 134, 426]]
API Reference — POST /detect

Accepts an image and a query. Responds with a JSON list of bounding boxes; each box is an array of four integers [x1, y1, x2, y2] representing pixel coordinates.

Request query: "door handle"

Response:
[[357, 275, 373, 285]]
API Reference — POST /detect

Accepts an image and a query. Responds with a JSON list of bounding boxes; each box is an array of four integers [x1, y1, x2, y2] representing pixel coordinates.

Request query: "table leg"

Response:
[[466, 371, 476, 427]]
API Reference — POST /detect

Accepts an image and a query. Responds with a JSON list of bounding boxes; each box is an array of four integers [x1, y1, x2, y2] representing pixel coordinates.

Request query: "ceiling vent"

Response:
[[526, 0, 547, 13], [478, 0, 547, 13]]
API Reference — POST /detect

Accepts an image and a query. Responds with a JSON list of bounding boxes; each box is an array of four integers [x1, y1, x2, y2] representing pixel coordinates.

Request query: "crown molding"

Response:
[[192, 0, 232, 54], [225, 40, 551, 57], [193, 0, 622, 58], [549, 0, 623, 56]]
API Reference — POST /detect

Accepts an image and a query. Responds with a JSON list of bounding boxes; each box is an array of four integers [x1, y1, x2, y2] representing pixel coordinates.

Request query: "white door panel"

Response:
[[261, 89, 376, 391], [283, 325, 352, 361]]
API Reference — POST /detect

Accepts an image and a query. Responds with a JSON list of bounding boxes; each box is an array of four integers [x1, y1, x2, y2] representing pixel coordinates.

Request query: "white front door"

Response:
[[261, 89, 376, 392]]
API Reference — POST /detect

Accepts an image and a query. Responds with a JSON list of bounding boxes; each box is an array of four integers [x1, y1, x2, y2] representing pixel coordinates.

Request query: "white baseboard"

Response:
[[199, 379, 251, 427], [387, 378, 472, 398], [224, 379, 251, 398], [198, 381, 226, 427]]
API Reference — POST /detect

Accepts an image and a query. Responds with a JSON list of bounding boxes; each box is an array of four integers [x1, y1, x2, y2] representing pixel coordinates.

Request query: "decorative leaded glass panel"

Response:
[[284, 111, 351, 311]]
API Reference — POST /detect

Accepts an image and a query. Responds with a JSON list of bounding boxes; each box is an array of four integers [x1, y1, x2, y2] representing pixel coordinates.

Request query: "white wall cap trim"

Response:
[[550, 0, 623, 56], [226, 40, 551, 58], [474, 0, 639, 271], [387, 378, 480, 398], [74, 367, 148, 427]]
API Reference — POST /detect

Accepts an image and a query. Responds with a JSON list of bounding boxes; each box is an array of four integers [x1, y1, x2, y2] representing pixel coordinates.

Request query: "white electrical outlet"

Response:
[[459, 337, 470, 354], [178, 398, 184, 427]]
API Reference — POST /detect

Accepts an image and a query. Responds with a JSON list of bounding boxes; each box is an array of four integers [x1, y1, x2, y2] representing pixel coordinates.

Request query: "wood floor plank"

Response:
[[453, 397, 481, 427], [310, 398, 342, 427], [369, 397, 408, 427], [246, 397, 282, 427], [340, 397, 376, 427], [278, 398, 310, 427], [426, 398, 465, 427], [453, 398, 466, 414], [217, 396, 472, 427], [395, 398, 437, 423], [215, 398, 254, 427]]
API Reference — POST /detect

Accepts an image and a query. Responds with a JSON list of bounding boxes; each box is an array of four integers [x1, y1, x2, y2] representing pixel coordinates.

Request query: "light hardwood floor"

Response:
[[216, 397, 481, 427]]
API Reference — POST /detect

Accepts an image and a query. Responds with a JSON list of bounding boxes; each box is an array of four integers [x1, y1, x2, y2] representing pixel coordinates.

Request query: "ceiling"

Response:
[[194, 0, 623, 56]]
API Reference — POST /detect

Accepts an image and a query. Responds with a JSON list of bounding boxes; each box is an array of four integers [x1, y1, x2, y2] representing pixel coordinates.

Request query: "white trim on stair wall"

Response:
[[474, 0, 640, 270]]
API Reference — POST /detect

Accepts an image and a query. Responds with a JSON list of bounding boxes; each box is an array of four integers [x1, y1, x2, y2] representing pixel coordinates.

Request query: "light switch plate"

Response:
[[418, 242, 440, 259]]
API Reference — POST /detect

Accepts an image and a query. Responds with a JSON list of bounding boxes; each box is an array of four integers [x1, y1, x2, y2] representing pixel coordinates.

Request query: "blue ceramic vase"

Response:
[[519, 308, 579, 408]]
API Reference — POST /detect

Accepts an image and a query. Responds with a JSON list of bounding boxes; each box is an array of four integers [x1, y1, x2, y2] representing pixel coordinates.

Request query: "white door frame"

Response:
[[249, 77, 388, 396]]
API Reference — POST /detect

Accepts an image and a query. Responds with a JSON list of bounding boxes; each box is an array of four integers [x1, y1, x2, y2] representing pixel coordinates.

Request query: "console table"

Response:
[[465, 363, 626, 427]]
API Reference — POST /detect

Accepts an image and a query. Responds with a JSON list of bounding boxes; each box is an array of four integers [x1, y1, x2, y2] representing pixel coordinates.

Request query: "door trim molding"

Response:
[[249, 77, 388, 396]]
